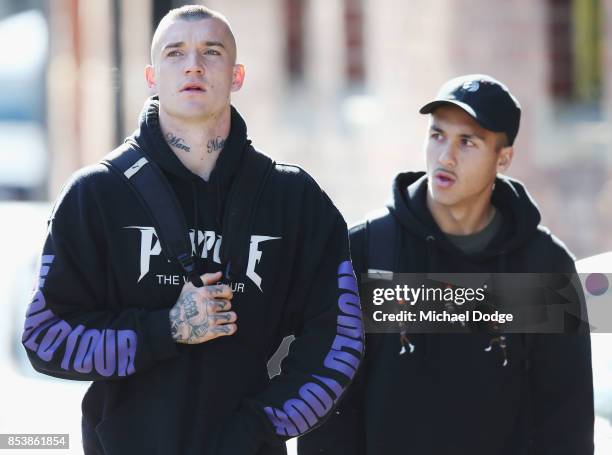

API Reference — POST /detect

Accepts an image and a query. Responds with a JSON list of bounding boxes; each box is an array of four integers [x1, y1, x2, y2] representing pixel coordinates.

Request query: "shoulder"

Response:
[[271, 162, 321, 192], [529, 224, 576, 272], [271, 162, 337, 208], [49, 161, 119, 224], [348, 208, 392, 243]]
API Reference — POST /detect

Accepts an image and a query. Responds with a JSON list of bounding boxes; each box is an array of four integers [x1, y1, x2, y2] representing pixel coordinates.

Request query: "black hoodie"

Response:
[[299, 172, 593, 455], [22, 98, 363, 455]]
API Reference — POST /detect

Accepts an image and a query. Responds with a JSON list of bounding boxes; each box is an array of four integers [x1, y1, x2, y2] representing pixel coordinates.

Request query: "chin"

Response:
[[430, 190, 461, 208], [177, 104, 216, 120]]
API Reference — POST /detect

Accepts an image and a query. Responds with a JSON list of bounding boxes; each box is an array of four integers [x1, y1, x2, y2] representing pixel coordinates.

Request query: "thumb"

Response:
[[200, 271, 222, 286]]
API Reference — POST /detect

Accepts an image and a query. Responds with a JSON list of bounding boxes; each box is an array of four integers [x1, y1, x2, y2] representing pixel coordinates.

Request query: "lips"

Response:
[[180, 83, 206, 92], [433, 170, 456, 189]]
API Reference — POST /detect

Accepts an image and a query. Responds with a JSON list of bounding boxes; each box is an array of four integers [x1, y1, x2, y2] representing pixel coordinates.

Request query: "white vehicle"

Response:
[[576, 252, 612, 452]]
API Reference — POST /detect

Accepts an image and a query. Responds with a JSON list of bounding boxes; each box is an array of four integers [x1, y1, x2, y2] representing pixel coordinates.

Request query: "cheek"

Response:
[[425, 143, 440, 167], [464, 154, 497, 184]]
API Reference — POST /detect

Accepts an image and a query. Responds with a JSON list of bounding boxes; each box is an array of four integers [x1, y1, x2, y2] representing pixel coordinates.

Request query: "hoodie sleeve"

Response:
[[297, 223, 368, 455], [22, 168, 179, 381], [529, 238, 594, 454], [214, 173, 364, 455]]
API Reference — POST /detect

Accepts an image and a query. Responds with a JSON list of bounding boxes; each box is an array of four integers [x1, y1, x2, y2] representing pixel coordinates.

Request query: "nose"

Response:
[[184, 51, 204, 75], [438, 142, 457, 168]]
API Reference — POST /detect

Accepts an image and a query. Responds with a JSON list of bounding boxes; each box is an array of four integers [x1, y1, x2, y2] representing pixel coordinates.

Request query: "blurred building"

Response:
[[40, 0, 612, 258], [0, 1, 48, 200]]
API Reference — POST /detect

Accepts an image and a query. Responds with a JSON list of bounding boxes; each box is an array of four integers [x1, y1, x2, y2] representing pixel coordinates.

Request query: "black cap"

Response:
[[419, 74, 521, 145]]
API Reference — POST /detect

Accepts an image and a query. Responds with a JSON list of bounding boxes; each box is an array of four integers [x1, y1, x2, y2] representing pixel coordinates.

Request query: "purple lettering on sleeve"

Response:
[[324, 349, 359, 380], [74, 329, 101, 373], [41, 255, 55, 267], [37, 320, 72, 361], [61, 324, 85, 370], [337, 261, 354, 277], [94, 330, 117, 377], [26, 290, 46, 316], [117, 330, 137, 376], [312, 374, 343, 402], [338, 293, 361, 316], [289, 398, 319, 427], [22, 309, 55, 342], [39, 265, 50, 279], [23, 254, 140, 378], [332, 334, 363, 354], [23, 315, 60, 351], [299, 382, 333, 417], [37, 255, 55, 289], [338, 276, 358, 295], [337, 315, 363, 340], [264, 407, 299, 437], [264, 261, 363, 437], [283, 399, 311, 433]]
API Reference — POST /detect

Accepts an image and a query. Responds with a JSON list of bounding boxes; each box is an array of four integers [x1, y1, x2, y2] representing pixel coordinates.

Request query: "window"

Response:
[[548, 0, 602, 105], [285, 0, 305, 82], [344, 0, 365, 86]]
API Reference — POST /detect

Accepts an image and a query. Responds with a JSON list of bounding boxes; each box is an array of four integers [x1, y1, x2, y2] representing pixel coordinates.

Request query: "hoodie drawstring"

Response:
[[399, 235, 438, 358], [192, 180, 201, 276], [483, 250, 510, 366]]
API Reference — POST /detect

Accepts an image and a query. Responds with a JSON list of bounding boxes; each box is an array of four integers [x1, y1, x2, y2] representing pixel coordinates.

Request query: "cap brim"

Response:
[[419, 100, 501, 135], [419, 100, 477, 118]]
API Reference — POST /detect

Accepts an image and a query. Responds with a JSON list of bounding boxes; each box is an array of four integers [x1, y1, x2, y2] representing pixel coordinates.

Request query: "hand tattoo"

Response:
[[170, 307, 182, 341], [184, 298, 198, 319], [170, 286, 234, 343], [166, 133, 191, 153], [207, 136, 226, 154]]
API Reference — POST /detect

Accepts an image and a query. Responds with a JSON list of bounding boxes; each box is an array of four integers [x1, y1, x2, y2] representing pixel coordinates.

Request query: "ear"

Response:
[[145, 65, 156, 90], [497, 146, 514, 173], [231, 64, 245, 92]]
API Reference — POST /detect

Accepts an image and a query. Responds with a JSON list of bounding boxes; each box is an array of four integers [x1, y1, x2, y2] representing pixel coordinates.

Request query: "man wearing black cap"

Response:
[[298, 75, 594, 454]]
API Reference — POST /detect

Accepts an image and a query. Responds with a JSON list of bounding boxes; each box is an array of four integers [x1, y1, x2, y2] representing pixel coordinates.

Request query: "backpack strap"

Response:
[[102, 141, 204, 286], [219, 144, 275, 280], [364, 208, 398, 278], [362, 208, 400, 354], [102, 140, 275, 287]]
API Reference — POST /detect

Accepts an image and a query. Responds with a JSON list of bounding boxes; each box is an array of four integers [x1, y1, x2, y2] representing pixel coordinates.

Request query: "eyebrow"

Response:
[[162, 41, 226, 52], [430, 124, 485, 142]]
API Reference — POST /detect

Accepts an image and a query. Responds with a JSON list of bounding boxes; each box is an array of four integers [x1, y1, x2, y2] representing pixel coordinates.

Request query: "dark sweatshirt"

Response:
[[299, 172, 593, 455], [22, 98, 363, 455]]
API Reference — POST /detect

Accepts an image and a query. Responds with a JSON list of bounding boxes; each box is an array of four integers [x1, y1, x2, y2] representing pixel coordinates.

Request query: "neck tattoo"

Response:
[[207, 136, 226, 154], [166, 133, 191, 153]]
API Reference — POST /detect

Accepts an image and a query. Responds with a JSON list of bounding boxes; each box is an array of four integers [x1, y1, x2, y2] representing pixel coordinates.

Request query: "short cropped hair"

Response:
[[150, 5, 236, 64], [495, 132, 510, 151]]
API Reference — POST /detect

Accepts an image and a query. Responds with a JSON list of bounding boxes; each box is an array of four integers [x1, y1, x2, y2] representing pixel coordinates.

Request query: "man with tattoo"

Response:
[[22, 5, 362, 455], [299, 75, 593, 454]]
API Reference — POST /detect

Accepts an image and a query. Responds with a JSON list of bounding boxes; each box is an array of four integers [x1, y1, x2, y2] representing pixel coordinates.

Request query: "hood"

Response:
[[129, 96, 249, 192], [387, 171, 542, 261], [386, 171, 543, 366]]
